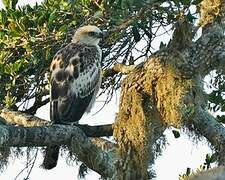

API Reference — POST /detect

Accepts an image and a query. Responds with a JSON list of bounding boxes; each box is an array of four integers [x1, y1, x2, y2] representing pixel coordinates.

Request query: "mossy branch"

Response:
[[0, 108, 113, 137], [192, 107, 225, 165]]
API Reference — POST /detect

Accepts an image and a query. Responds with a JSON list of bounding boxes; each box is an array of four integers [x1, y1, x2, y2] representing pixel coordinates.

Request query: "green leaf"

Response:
[[208, 91, 223, 104], [38, 14, 48, 25], [186, 167, 191, 176], [212, 105, 220, 112], [221, 103, 225, 112], [13, 59, 26, 72], [93, 10, 103, 19], [2, 0, 10, 9], [210, 153, 217, 163], [132, 26, 141, 43], [204, 153, 217, 167], [118, 0, 123, 8], [205, 154, 211, 164], [11, 0, 18, 9], [0, 9, 8, 25], [30, 37, 36, 43], [48, 10, 57, 25], [172, 130, 180, 138], [159, 42, 166, 49], [4, 64, 12, 75], [217, 115, 225, 124], [3, 92, 17, 108], [192, 0, 203, 5], [59, 24, 68, 33], [172, 0, 180, 6], [2, 0, 18, 9], [187, 11, 197, 23], [181, 0, 190, 5]]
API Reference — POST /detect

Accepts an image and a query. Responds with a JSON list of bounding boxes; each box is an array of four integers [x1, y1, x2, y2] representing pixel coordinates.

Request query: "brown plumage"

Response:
[[42, 25, 103, 169]]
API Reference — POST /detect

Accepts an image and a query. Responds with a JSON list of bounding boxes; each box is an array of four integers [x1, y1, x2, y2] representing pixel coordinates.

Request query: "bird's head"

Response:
[[72, 25, 103, 45]]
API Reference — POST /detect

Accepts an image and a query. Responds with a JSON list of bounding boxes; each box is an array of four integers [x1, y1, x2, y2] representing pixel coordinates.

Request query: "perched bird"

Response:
[[42, 25, 103, 169]]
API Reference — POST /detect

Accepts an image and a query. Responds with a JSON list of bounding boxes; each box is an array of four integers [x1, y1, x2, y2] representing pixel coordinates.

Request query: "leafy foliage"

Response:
[[0, 0, 87, 111], [2, 0, 18, 9], [206, 71, 225, 124]]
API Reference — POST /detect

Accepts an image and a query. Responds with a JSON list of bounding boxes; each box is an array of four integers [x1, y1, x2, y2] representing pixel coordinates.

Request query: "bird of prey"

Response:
[[42, 25, 103, 169]]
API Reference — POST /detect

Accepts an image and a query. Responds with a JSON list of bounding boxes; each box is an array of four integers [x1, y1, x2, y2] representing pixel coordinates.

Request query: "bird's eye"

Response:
[[88, 31, 96, 36]]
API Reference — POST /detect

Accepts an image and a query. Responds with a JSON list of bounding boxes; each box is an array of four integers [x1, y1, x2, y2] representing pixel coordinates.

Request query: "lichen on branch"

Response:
[[199, 0, 225, 27]]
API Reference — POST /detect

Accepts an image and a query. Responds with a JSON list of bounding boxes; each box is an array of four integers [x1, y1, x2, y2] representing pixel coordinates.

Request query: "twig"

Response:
[[103, 63, 137, 78], [14, 149, 38, 180], [24, 149, 38, 180]]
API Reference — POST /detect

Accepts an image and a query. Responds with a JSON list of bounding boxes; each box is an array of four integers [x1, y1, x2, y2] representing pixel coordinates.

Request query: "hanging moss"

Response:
[[113, 49, 207, 178], [199, 0, 225, 27]]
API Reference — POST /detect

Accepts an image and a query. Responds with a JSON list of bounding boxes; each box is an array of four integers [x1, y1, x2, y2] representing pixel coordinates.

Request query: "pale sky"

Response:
[[0, 1, 214, 180]]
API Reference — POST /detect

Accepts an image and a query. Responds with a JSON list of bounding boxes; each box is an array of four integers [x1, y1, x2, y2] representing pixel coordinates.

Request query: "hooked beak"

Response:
[[96, 31, 104, 38]]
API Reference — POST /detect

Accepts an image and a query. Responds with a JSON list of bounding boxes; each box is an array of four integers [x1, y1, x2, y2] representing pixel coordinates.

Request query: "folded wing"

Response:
[[50, 43, 101, 124]]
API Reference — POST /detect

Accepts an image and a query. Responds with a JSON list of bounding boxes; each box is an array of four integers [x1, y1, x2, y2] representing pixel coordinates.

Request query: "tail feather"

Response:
[[42, 145, 60, 169]]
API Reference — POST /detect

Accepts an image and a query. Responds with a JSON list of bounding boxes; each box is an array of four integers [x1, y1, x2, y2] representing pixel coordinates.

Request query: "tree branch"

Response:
[[169, 0, 225, 78], [107, 0, 158, 34], [183, 0, 225, 76], [192, 107, 225, 165], [187, 166, 225, 180], [0, 108, 49, 127], [103, 63, 137, 77], [0, 124, 79, 147], [0, 109, 115, 178], [199, 0, 225, 29], [0, 123, 116, 177], [77, 124, 113, 137], [190, 25, 225, 76], [0, 108, 115, 177], [0, 108, 113, 137], [24, 98, 50, 115], [71, 132, 116, 178]]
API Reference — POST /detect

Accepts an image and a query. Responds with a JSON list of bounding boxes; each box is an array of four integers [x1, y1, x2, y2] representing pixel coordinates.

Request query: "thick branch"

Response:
[[77, 124, 113, 137], [169, 0, 225, 77], [0, 124, 81, 147], [0, 107, 115, 177], [190, 25, 225, 76], [0, 123, 115, 177], [0, 108, 49, 127], [182, 0, 225, 76], [0, 108, 115, 175], [0, 108, 113, 137], [188, 166, 225, 180], [71, 133, 116, 178], [192, 107, 225, 165]]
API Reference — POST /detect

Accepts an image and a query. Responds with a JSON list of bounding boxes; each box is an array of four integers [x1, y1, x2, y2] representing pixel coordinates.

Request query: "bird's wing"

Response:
[[50, 43, 101, 123]]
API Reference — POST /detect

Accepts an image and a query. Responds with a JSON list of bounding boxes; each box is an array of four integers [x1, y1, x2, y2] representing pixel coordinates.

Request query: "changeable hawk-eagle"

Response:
[[42, 25, 103, 169]]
